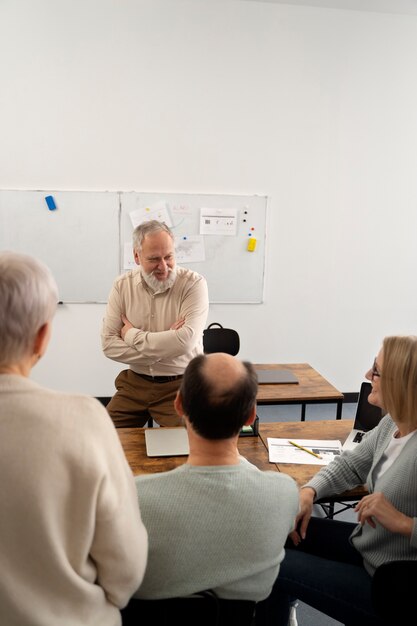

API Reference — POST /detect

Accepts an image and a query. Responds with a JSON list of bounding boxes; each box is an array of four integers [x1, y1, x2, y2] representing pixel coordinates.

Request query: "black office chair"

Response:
[[121, 590, 256, 626], [371, 560, 417, 625], [203, 322, 240, 356]]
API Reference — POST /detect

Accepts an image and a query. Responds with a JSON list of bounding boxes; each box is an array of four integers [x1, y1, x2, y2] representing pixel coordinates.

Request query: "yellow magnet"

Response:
[[247, 238, 257, 251]]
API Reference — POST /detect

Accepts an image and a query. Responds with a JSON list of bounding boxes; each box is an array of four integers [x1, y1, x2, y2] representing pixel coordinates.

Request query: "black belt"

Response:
[[136, 373, 183, 384]]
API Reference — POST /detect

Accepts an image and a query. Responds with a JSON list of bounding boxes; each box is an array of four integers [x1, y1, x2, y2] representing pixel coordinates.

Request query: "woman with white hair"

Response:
[[0, 251, 147, 626]]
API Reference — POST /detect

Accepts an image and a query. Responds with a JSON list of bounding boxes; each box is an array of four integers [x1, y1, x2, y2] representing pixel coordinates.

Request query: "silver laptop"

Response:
[[342, 382, 383, 451], [145, 427, 189, 457], [255, 369, 298, 384]]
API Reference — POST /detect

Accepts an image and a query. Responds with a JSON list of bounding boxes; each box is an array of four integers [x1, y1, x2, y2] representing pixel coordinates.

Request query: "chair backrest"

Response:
[[203, 323, 240, 356], [201, 323, 258, 438], [371, 560, 417, 624], [121, 590, 256, 626]]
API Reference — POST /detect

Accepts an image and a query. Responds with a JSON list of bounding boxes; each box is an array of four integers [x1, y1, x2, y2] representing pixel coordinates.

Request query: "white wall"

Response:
[[1, 0, 417, 395]]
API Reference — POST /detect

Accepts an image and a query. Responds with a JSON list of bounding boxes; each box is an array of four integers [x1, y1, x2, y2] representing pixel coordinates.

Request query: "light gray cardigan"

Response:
[[306, 415, 417, 575]]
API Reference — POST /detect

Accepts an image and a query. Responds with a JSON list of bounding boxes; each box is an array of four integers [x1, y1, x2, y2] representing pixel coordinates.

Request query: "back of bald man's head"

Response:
[[179, 353, 258, 440]]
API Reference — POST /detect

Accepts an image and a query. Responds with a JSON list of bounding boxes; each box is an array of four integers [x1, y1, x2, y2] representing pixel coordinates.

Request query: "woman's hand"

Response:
[[355, 492, 413, 536]]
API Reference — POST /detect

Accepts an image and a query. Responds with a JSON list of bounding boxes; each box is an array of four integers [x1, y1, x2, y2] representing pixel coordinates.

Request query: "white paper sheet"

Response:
[[123, 242, 136, 270], [199, 208, 238, 235], [174, 235, 205, 263], [129, 202, 172, 228], [267, 438, 342, 465]]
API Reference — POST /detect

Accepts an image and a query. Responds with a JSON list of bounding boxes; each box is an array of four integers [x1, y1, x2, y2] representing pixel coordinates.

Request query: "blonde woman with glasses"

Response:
[[256, 335, 417, 626]]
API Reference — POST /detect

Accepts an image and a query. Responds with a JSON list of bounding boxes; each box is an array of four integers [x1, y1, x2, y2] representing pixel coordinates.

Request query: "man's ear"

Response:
[[174, 391, 184, 418], [133, 249, 141, 266], [244, 404, 257, 426], [33, 322, 51, 359]]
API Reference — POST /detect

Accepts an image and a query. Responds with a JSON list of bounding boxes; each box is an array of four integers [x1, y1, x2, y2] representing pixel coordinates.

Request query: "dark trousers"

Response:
[[107, 369, 184, 428], [255, 517, 382, 626]]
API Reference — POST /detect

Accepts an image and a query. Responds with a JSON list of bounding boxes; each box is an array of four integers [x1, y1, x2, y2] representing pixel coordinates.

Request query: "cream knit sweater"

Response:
[[0, 375, 148, 626]]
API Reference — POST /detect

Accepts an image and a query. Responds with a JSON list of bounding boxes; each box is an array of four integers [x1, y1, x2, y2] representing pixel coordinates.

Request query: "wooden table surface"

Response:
[[118, 427, 275, 476], [259, 419, 367, 501], [255, 363, 343, 404], [118, 420, 366, 503]]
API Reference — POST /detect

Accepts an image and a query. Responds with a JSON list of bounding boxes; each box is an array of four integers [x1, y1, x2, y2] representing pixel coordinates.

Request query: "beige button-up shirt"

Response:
[[101, 266, 209, 376]]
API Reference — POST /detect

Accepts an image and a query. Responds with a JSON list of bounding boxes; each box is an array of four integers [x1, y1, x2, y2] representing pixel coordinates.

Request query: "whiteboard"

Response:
[[0, 190, 120, 302], [120, 192, 267, 303], [0, 190, 267, 304]]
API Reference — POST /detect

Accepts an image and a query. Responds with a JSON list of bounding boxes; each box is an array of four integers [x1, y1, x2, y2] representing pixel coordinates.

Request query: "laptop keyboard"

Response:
[[353, 431, 365, 443]]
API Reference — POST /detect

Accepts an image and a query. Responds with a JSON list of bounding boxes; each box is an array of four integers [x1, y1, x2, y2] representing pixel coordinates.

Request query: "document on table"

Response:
[[267, 438, 342, 465]]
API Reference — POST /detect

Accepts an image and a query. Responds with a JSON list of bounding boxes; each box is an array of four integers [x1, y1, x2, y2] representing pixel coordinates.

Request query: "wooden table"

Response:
[[118, 427, 274, 476], [258, 420, 367, 506], [118, 422, 366, 519], [118, 420, 366, 509], [255, 363, 344, 420]]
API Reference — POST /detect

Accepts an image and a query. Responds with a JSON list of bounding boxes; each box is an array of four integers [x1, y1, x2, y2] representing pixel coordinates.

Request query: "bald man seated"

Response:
[[131, 353, 299, 602]]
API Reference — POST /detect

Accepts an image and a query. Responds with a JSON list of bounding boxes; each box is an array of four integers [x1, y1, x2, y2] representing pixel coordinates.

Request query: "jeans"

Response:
[[255, 517, 383, 626]]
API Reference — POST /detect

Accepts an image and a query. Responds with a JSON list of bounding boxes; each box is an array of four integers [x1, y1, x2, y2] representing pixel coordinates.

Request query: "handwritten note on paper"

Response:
[[267, 439, 342, 466], [199, 208, 238, 236], [129, 201, 172, 229], [171, 203, 192, 216]]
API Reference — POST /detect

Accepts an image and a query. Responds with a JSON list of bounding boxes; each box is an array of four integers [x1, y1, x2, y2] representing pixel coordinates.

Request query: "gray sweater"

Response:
[[134, 458, 298, 601], [306, 415, 417, 575]]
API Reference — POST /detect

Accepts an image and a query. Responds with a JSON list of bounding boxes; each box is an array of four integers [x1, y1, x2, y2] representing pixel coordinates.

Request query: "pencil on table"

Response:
[[288, 440, 323, 459]]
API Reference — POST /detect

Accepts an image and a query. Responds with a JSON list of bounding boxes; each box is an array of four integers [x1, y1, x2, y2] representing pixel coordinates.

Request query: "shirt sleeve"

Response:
[[305, 438, 374, 500], [123, 275, 209, 360], [101, 274, 209, 366], [306, 417, 394, 500], [101, 279, 155, 366]]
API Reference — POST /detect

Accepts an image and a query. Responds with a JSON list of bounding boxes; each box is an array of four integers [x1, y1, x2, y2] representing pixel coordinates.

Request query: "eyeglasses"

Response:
[[371, 358, 381, 380]]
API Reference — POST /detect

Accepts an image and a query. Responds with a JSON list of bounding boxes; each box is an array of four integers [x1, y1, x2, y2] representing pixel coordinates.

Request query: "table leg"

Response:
[[336, 399, 343, 420]]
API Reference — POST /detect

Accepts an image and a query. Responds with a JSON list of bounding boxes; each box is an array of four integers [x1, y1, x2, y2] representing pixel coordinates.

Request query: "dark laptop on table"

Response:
[[342, 382, 383, 451], [255, 369, 298, 384]]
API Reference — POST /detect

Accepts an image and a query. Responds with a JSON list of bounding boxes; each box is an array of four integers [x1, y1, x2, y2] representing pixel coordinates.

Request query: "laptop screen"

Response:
[[354, 382, 383, 432]]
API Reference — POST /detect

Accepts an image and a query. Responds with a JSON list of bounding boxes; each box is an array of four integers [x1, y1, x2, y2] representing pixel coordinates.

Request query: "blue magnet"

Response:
[[45, 195, 57, 211]]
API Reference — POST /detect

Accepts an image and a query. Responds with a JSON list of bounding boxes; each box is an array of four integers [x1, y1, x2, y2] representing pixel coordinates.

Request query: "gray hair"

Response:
[[0, 251, 59, 367], [132, 220, 174, 253]]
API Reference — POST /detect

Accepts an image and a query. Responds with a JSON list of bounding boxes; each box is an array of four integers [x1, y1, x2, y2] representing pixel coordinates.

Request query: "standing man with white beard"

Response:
[[101, 220, 209, 428]]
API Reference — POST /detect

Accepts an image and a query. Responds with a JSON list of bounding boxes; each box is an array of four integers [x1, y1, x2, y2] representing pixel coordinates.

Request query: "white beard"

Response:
[[141, 266, 177, 294]]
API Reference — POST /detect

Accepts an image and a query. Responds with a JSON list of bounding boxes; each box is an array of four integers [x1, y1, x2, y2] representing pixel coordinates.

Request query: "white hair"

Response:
[[140, 265, 177, 293], [0, 251, 58, 367], [132, 220, 174, 253]]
